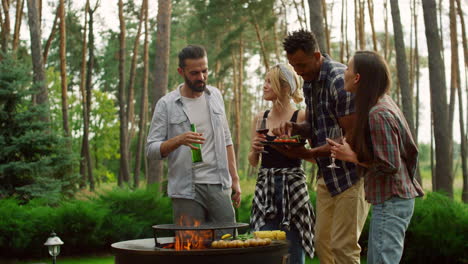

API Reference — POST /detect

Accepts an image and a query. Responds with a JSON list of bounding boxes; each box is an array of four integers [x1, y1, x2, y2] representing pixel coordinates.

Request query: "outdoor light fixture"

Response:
[[44, 232, 64, 264]]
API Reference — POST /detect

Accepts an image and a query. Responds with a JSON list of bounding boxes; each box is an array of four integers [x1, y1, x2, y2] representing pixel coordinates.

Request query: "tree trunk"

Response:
[[384, 0, 389, 60], [293, 0, 305, 29], [321, 0, 330, 54], [367, 0, 377, 51], [12, 0, 23, 52], [42, 6, 58, 64], [235, 34, 243, 165], [354, 0, 359, 51], [58, 0, 69, 137], [126, 0, 145, 160], [345, 0, 349, 61], [0, 5, 3, 34], [456, 0, 468, 203], [438, 0, 445, 62], [450, 0, 467, 202], [272, 9, 281, 62], [118, 0, 131, 185], [148, 0, 172, 186], [358, 0, 365, 50], [78, 0, 89, 189], [455, 0, 467, 68], [84, 1, 97, 191], [252, 19, 269, 72], [339, 0, 345, 62], [431, 112, 435, 189], [26, 0, 49, 122], [422, 0, 453, 197], [390, 0, 415, 135], [447, 0, 457, 159], [134, 0, 148, 189], [409, 0, 415, 104], [1, 0, 10, 52], [307, 0, 326, 52], [414, 0, 422, 184], [458, 81, 468, 203]]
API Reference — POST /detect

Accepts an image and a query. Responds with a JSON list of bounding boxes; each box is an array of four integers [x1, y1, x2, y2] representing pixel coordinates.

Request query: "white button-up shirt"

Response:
[[146, 85, 233, 199]]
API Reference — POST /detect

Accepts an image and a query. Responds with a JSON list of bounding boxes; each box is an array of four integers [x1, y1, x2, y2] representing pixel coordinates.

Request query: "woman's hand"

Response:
[[251, 133, 266, 153], [327, 137, 358, 164]]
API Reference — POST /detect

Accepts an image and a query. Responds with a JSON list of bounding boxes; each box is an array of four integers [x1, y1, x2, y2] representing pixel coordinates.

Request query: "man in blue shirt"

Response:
[[273, 30, 369, 264], [146, 45, 241, 228]]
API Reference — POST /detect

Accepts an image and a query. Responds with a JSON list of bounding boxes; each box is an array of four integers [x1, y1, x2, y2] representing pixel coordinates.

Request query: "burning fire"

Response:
[[174, 216, 212, 250]]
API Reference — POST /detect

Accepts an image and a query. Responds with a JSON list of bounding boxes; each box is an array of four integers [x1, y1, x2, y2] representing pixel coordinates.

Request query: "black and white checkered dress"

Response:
[[250, 167, 315, 258]]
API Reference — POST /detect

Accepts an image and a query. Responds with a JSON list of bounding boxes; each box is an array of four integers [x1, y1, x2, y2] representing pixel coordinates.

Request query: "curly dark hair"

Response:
[[283, 29, 319, 55], [178, 45, 207, 68]]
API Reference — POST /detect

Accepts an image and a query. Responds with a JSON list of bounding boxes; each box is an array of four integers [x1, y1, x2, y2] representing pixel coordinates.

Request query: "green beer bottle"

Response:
[[190, 124, 203, 163]]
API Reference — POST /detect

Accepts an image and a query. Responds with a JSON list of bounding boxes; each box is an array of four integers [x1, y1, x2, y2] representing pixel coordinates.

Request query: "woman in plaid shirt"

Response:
[[328, 51, 425, 264], [248, 64, 315, 264]]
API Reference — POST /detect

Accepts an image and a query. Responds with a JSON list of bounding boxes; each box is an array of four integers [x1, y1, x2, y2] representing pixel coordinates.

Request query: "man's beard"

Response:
[[185, 77, 206, 92]]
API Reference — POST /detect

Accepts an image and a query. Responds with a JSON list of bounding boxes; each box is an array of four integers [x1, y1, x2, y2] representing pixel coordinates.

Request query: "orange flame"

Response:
[[174, 216, 212, 250]]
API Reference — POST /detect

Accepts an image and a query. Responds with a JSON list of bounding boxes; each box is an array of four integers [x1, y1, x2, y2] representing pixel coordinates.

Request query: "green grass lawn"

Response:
[[12, 255, 114, 264]]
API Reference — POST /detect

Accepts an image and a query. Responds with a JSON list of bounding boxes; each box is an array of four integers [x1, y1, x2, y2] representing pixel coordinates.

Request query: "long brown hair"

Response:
[[350, 51, 391, 162]]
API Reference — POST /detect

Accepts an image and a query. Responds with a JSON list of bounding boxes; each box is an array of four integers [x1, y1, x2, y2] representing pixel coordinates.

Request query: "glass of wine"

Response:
[[256, 117, 269, 154], [327, 127, 343, 169]]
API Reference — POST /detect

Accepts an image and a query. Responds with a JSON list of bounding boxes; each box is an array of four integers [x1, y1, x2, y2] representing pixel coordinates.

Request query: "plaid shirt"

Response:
[[251, 167, 315, 258], [365, 95, 425, 205], [303, 54, 359, 196]]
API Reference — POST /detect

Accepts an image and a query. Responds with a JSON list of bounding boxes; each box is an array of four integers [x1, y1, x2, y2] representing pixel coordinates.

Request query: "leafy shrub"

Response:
[[97, 186, 172, 240], [0, 188, 172, 258], [0, 190, 466, 263], [401, 192, 468, 263]]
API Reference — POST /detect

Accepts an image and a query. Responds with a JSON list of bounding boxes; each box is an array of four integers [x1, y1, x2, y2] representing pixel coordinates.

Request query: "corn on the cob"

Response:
[[253, 230, 286, 240]]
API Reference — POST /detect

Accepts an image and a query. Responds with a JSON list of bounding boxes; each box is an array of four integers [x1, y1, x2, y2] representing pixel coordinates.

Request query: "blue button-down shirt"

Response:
[[146, 85, 233, 199], [304, 54, 359, 196]]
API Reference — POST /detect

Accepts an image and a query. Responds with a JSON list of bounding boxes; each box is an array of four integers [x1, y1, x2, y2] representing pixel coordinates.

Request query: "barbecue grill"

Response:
[[111, 222, 290, 264]]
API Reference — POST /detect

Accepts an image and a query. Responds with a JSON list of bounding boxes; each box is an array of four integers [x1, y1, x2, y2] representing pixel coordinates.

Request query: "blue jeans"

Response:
[[260, 175, 305, 264], [367, 197, 415, 264]]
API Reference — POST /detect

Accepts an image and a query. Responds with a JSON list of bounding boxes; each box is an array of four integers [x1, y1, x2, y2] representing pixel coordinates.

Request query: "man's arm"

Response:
[[271, 113, 356, 161], [146, 99, 205, 159], [227, 144, 241, 208]]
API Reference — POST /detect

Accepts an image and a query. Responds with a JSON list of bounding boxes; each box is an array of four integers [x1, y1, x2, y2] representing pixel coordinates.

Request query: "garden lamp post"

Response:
[[44, 232, 64, 264]]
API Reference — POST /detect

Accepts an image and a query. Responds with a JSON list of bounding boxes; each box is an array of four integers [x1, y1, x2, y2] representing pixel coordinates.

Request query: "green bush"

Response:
[[356, 192, 468, 263], [0, 188, 172, 258], [401, 192, 468, 263], [0, 190, 466, 263], [96, 186, 172, 240]]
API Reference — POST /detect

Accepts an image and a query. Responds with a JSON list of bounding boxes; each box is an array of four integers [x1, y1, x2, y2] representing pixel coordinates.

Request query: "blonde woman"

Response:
[[248, 63, 315, 264]]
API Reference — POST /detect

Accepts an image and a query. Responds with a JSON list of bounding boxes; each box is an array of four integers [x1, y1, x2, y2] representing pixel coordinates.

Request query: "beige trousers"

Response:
[[314, 177, 369, 264]]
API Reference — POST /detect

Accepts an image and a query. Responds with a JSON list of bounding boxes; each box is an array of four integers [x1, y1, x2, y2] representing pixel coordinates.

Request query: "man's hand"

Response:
[[271, 121, 294, 137], [176, 132, 205, 149], [231, 179, 242, 208]]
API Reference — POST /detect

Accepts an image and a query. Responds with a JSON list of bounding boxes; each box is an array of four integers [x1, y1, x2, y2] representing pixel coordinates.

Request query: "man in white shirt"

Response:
[[146, 45, 241, 227]]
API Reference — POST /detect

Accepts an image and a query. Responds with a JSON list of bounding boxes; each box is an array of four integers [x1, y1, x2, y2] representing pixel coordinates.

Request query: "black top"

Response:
[[260, 110, 302, 168]]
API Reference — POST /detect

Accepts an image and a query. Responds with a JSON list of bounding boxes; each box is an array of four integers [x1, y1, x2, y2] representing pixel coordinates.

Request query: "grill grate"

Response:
[[152, 222, 249, 248], [152, 222, 248, 231]]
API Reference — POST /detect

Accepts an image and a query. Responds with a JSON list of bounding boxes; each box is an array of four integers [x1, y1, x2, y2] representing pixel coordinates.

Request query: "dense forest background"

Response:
[[0, 0, 467, 203]]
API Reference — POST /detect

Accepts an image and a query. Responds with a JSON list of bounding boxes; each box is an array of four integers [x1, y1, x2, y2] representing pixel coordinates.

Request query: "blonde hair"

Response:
[[268, 64, 303, 105]]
